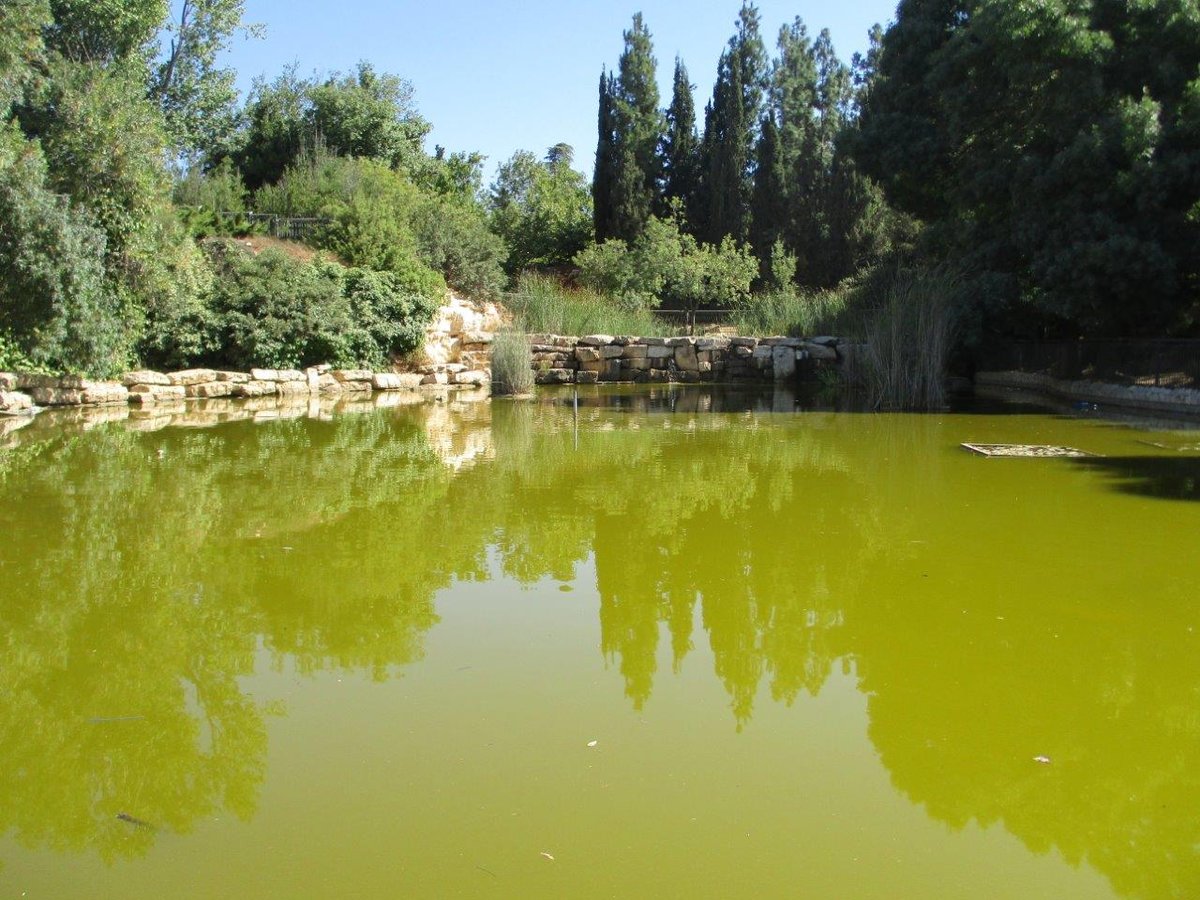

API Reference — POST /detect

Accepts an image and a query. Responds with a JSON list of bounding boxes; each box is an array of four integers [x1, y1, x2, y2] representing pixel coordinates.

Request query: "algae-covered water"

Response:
[[1, 386, 1198, 899]]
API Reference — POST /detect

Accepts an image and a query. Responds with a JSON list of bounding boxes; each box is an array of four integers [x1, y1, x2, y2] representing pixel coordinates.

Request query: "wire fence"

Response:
[[978, 339, 1200, 389]]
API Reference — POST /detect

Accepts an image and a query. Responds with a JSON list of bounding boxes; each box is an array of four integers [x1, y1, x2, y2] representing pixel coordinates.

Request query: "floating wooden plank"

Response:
[[961, 443, 1098, 458]]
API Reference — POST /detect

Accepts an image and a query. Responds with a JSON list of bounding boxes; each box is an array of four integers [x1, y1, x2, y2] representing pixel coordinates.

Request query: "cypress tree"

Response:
[[604, 13, 663, 243], [750, 114, 787, 281], [702, 52, 748, 245], [593, 69, 619, 241], [699, 3, 766, 246], [660, 57, 700, 225]]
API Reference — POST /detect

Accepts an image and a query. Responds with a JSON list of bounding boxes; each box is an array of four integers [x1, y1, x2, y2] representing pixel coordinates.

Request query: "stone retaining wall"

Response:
[[0, 364, 487, 417], [976, 371, 1200, 418], [527, 334, 842, 385]]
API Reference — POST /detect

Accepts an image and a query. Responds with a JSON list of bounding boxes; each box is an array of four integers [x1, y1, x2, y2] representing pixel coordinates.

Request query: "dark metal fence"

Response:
[[652, 308, 735, 335], [979, 340, 1200, 388], [244, 213, 329, 242]]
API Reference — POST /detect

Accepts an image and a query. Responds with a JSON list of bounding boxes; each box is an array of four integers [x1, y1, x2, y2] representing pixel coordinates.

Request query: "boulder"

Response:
[[536, 368, 574, 385], [372, 373, 404, 390], [421, 373, 449, 386], [575, 347, 602, 363], [216, 371, 251, 384], [622, 345, 649, 360], [579, 334, 616, 346], [801, 342, 838, 361], [275, 380, 309, 395], [81, 382, 129, 405], [122, 370, 171, 387], [168, 369, 217, 386], [674, 344, 700, 371], [454, 370, 489, 386], [250, 368, 280, 381], [185, 381, 233, 399], [332, 369, 373, 383], [233, 381, 277, 398], [128, 384, 187, 402], [575, 370, 600, 385], [647, 345, 674, 360], [772, 346, 797, 379], [600, 345, 625, 359], [0, 391, 33, 413], [0, 373, 16, 391], [29, 387, 84, 406]]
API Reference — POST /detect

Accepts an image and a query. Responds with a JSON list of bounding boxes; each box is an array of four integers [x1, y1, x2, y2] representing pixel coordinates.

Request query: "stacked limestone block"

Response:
[[527, 334, 843, 385]]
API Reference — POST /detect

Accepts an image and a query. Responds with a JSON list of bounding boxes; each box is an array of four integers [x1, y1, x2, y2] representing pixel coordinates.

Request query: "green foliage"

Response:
[[412, 196, 506, 299], [0, 0, 50, 113], [489, 146, 592, 275], [853, 0, 1200, 336], [504, 272, 665, 337], [490, 329, 534, 395], [0, 134, 128, 376], [253, 148, 447, 295], [149, 0, 255, 161], [232, 62, 429, 189], [593, 14, 663, 243], [660, 58, 700, 221], [729, 285, 848, 337], [308, 62, 429, 171], [45, 0, 165, 64], [850, 267, 962, 411], [204, 241, 437, 370], [173, 158, 248, 236], [575, 212, 757, 314]]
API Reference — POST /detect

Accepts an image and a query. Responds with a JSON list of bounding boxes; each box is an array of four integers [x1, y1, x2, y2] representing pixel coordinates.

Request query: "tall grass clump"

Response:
[[504, 272, 665, 336], [490, 328, 535, 396], [730, 286, 850, 337], [850, 267, 961, 411]]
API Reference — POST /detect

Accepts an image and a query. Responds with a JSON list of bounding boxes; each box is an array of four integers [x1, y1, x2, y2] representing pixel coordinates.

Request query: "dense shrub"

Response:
[[411, 198, 506, 299], [173, 159, 249, 238], [203, 241, 438, 370], [0, 133, 130, 376]]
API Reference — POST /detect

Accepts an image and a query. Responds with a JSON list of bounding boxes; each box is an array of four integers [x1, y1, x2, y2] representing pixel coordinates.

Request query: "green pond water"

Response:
[[1, 386, 1199, 899]]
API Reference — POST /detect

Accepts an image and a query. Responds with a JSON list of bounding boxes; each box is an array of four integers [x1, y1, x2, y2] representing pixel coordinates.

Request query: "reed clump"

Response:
[[490, 328, 535, 396]]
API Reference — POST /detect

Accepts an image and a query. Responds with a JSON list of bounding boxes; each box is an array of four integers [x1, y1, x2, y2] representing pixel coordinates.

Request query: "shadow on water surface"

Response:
[[1070, 454, 1200, 502]]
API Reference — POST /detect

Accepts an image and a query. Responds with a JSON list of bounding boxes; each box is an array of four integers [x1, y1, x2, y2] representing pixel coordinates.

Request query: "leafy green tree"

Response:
[[308, 62, 430, 172], [853, 0, 1200, 336], [149, 0, 258, 161], [593, 13, 663, 243], [489, 145, 592, 274], [575, 209, 756, 315], [411, 194, 506, 299], [45, 0, 165, 64], [231, 66, 310, 189], [0, 0, 50, 113]]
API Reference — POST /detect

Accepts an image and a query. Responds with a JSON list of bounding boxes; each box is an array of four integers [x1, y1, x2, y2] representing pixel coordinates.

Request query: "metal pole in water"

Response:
[[573, 387, 579, 451]]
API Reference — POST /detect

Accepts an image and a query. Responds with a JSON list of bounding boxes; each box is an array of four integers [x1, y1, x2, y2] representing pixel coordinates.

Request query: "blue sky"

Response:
[[221, 1, 899, 183]]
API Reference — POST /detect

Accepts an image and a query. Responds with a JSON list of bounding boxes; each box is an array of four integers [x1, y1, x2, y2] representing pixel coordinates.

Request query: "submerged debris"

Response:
[[962, 443, 1097, 458]]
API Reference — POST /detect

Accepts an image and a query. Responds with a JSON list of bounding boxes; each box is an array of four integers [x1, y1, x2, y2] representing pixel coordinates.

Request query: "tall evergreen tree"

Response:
[[660, 57, 699, 223], [750, 114, 787, 281], [699, 5, 766, 246], [592, 13, 663, 243], [702, 52, 749, 244], [592, 69, 618, 241]]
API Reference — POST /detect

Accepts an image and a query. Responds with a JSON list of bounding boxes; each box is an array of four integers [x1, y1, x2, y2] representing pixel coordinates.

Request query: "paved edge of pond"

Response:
[[976, 371, 1200, 419]]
